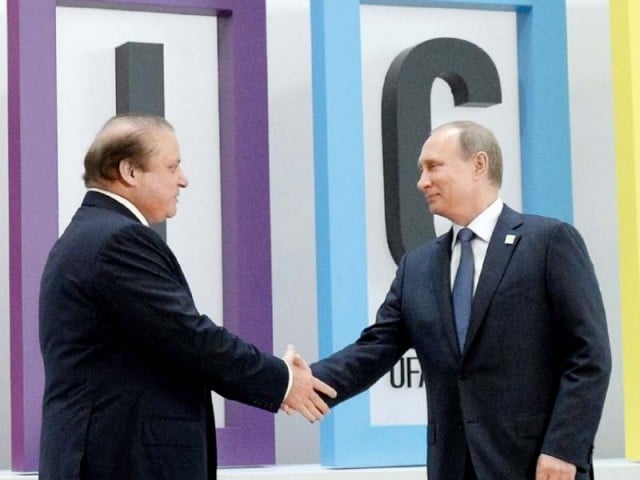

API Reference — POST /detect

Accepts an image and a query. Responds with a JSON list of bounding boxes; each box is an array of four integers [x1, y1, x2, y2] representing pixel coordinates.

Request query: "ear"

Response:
[[472, 151, 489, 179], [118, 158, 137, 186]]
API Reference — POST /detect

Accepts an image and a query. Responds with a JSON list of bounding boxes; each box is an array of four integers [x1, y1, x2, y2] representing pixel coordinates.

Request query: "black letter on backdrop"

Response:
[[382, 38, 502, 263], [116, 42, 167, 241]]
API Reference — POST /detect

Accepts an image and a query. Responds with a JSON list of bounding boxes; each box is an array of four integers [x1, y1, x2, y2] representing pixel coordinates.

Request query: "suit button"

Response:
[[459, 372, 468, 381]]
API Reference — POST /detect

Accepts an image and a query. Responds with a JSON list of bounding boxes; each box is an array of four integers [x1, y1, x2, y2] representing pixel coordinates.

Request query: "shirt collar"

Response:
[[88, 188, 150, 226], [451, 197, 503, 246]]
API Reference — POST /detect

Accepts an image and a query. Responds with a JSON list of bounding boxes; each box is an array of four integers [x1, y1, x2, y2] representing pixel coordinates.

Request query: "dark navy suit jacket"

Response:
[[39, 191, 288, 480], [312, 204, 611, 480]]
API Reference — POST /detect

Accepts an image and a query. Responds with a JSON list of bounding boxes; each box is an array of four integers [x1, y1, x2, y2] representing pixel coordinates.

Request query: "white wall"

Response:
[[0, 0, 626, 469], [566, 0, 623, 458], [267, 0, 323, 463]]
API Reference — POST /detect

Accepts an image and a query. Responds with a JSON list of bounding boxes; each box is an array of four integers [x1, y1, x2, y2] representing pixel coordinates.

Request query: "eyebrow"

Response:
[[417, 157, 438, 167]]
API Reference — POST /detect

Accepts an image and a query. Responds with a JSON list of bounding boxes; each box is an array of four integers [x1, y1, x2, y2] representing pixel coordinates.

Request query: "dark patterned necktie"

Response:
[[453, 228, 474, 351]]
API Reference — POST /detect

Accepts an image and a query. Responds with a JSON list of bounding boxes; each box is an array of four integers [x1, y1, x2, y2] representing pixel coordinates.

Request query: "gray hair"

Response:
[[432, 120, 503, 187]]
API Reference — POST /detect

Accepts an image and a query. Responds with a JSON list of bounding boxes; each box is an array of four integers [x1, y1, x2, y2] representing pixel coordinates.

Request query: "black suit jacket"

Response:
[[312, 205, 611, 480], [39, 191, 289, 480]]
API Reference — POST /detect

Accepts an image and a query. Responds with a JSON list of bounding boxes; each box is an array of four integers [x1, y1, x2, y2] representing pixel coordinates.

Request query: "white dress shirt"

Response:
[[88, 187, 150, 226], [450, 198, 504, 294]]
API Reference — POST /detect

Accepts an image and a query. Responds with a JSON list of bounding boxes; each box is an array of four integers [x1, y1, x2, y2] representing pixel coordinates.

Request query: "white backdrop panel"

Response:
[[360, 5, 522, 426], [55, 7, 225, 423]]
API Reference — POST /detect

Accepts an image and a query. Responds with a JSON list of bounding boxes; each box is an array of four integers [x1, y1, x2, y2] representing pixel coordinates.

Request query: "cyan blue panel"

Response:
[[311, 0, 571, 468]]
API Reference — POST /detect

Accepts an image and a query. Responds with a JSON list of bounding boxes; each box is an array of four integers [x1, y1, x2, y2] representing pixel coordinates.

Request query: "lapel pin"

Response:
[[504, 234, 516, 245]]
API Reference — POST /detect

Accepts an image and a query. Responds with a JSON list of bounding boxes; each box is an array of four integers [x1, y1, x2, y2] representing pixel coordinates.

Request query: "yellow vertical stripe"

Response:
[[610, 0, 640, 460]]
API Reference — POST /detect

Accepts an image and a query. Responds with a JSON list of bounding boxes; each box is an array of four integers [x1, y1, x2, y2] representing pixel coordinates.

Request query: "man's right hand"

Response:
[[281, 345, 337, 422]]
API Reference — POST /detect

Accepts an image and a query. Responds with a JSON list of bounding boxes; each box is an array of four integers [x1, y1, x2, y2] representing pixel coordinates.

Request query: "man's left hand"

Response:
[[536, 453, 577, 480]]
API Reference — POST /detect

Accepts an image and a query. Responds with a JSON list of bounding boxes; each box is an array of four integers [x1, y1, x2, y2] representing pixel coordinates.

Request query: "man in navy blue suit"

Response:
[[303, 121, 611, 480], [39, 114, 336, 480]]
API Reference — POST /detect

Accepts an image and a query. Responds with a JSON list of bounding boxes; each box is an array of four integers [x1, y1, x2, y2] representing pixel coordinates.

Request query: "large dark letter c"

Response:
[[382, 37, 502, 263]]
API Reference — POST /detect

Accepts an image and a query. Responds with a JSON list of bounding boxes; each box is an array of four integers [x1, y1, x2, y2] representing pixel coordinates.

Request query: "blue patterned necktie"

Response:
[[452, 228, 475, 351]]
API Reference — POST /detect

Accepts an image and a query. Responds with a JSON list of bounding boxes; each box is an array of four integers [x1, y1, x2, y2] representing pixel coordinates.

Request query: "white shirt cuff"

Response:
[[282, 359, 293, 403]]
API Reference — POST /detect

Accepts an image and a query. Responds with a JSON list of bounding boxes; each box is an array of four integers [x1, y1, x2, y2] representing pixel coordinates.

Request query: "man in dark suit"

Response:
[[39, 114, 336, 480], [303, 121, 611, 479]]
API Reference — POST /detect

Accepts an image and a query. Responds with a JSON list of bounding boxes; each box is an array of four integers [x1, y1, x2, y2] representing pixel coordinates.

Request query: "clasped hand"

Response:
[[281, 345, 337, 423]]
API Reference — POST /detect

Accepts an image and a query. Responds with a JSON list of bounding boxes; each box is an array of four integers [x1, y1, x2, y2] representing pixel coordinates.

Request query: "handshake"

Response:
[[280, 345, 337, 423]]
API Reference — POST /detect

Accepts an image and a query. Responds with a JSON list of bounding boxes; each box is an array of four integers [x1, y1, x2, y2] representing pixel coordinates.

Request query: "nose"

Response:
[[178, 166, 189, 188], [417, 168, 430, 191]]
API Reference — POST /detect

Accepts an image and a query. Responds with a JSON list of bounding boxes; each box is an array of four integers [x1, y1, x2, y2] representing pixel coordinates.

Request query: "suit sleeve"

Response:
[[311, 255, 413, 406], [540, 222, 612, 470], [92, 223, 288, 412]]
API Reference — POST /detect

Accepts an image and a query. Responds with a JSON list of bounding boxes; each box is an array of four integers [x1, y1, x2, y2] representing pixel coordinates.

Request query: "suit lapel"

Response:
[[464, 205, 523, 354], [431, 230, 461, 358]]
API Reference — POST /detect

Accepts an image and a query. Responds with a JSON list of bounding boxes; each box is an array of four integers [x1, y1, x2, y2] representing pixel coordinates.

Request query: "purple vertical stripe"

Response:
[[216, 3, 274, 462], [8, 0, 59, 471]]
